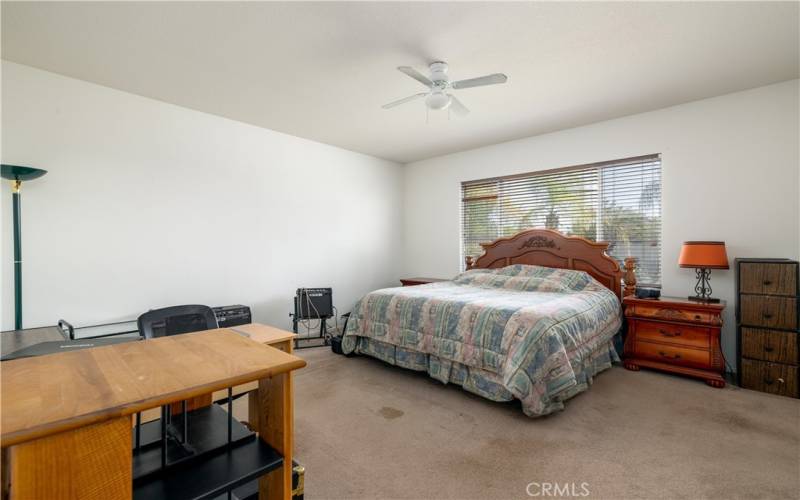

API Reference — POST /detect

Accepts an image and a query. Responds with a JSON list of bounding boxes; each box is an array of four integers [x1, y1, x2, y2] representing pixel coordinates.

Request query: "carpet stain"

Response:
[[378, 406, 404, 419], [458, 411, 476, 424], [682, 404, 798, 444]]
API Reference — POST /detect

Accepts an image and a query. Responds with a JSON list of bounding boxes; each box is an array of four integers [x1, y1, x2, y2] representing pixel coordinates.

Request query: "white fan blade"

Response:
[[397, 66, 433, 88], [451, 73, 507, 90], [382, 92, 428, 109], [449, 95, 470, 115]]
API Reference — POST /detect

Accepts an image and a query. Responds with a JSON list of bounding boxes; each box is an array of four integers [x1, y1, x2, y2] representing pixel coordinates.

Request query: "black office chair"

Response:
[[134, 305, 219, 458], [137, 304, 218, 339]]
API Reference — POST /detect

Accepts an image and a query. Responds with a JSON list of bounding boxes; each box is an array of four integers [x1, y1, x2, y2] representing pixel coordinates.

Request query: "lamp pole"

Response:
[[2, 164, 47, 330], [12, 179, 23, 329]]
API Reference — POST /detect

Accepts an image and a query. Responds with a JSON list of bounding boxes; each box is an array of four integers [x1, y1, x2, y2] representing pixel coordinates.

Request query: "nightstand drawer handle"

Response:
[[658, 351, 681, 360], [763, 312, 773, 319], [764, 345, 774, 353], [764, 377, 785, 386], [763, 280, 773, 286], [693, 315, 701, 321], [659, 329, 681, 337]]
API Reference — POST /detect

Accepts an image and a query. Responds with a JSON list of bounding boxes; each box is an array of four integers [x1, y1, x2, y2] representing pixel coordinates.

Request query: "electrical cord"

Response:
[[297, 290, 320, 338], [295, 290, 338, 341], [721, 347, 736, 380], [332, 306, 340, 335]]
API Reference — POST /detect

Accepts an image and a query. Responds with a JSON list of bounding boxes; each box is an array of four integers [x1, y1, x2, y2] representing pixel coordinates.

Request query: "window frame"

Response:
[[460, 154, 662, 287]]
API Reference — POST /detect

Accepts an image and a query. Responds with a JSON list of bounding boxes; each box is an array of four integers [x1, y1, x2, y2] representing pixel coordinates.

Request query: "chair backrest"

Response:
[[137, 305, 218, 339]]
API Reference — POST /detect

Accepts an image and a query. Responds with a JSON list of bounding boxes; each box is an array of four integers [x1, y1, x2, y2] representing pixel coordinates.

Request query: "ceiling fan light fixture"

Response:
[[426, 91, 451, 110]]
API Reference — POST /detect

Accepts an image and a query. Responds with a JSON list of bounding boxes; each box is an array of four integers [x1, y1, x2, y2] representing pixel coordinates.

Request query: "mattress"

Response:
[[342, 264, 622, 416]]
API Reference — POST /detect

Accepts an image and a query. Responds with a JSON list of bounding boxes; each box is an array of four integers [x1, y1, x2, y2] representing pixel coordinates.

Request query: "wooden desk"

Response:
[[231, 323, 297, 346], [221, 324, 297, 422], [138, 324, 298, 418], [1, 328, 306, 499]]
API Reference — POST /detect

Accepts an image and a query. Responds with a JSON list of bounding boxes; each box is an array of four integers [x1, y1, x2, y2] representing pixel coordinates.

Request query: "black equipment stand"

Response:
[[290, 296, 332, 349]]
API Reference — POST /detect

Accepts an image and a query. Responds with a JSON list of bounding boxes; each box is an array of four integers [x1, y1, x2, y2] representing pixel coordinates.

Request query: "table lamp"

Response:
[[2, 164, 47, 330], [678, 241, 728, 303]]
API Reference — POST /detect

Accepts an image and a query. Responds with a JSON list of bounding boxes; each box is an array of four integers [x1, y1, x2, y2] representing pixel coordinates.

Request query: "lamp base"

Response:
[[687, 296, 721, 304], [687, 268, 721, 305]]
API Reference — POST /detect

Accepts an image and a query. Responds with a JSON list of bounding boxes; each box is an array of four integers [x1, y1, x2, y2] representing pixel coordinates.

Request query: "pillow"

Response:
[[454, 264, 600, 293]]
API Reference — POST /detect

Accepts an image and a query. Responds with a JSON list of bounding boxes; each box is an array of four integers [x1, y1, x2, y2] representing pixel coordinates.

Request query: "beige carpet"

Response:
[[288, 347, 799, 500]]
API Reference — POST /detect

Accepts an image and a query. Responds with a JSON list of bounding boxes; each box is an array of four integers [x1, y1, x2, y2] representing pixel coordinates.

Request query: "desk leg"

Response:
[[245, 339, 292, 425], [251, 370, 293, 500], [2, 449, 9, 500], [7, 416, 132, 499]]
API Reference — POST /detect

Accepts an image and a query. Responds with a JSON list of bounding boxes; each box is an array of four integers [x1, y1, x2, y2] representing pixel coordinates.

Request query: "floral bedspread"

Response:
[[342, 265, 622, 416]]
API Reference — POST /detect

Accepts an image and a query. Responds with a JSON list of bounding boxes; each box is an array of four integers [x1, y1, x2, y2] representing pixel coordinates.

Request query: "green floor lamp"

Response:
[[2, 164, 47, 330]]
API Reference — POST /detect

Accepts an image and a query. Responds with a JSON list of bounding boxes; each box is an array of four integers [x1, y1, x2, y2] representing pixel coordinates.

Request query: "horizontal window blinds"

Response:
[[461, 154, 662, 286]]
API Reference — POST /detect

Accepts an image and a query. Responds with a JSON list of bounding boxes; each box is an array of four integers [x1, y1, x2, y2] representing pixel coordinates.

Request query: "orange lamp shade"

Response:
[[678, 241, 729, 269]]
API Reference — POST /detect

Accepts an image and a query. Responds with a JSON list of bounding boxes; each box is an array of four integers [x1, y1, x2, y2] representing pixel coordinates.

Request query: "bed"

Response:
[[341, 229, 636, 416]]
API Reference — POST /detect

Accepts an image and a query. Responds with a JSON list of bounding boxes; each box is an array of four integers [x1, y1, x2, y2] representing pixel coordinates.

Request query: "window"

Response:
[[461, 154, 662, 286]]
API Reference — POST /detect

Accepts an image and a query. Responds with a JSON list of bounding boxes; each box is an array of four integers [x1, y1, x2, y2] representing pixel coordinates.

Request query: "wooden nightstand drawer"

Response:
[[633, 320, 711, 349], [739, 262, 798, 297], [627, 304, 716, 325], [635, 341, 711, 369], [741, 295, 797, 330], [741, 328, 798, 364], [741, 359, 799, 397]]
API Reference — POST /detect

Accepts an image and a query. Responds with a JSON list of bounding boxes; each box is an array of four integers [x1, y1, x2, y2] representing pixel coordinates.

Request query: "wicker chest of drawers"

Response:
[[736, 258, 799, 398], [623, 296, 726, 387]]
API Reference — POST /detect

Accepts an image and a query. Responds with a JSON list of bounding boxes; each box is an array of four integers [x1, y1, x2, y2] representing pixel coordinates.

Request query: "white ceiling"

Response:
[[2, 2, 798, 163]]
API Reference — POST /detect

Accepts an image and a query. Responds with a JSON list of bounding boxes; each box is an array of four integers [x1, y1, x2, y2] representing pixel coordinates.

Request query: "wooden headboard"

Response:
[[465, 228, 634, 299]]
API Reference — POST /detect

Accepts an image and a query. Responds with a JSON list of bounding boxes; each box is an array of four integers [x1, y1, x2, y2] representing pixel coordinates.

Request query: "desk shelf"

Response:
[[132, 402, 283, 500], [133, 403, 254, 480], [133, 438, 283, 500]]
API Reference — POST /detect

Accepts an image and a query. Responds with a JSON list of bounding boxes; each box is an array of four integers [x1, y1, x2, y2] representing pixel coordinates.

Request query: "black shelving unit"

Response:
[[132, 398, 284, 500], [228, 480, 259, 500], [133, 439, 283, 500], [133, 404, 255, 479]]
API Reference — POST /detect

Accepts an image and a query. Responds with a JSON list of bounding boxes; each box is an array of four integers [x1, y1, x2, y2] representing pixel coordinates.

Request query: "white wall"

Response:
[[403, 79, 800, 368], [1, 61, 404, 332], [3, 61, 798, 368]]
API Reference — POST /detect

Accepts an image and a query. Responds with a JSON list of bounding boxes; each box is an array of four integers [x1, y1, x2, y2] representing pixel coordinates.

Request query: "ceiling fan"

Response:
[[382, 61, 507, 116]]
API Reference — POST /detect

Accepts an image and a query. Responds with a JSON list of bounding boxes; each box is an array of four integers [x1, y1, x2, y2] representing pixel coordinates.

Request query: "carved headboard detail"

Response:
[[465, 228, 633, 300]]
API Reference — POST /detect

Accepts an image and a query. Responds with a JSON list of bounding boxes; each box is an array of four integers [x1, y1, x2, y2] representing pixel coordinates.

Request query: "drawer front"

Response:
[[741, 327, 798, 364], [635, 341, 710, 369], [740, 295, 797, 330], [634, 320, 711, 349], [630, 304, 717, 326], [741, 358, 798, 397], [739, 262, 797, 296]]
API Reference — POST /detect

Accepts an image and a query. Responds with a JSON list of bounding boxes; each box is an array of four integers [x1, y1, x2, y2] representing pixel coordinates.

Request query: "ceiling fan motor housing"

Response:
[[429, 61, 449, 86]]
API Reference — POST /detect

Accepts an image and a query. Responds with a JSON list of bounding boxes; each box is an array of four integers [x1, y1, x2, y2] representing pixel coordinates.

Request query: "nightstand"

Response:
[[623, 295, 726, 388], [400, 277, 448, 286]]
